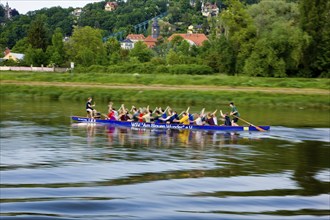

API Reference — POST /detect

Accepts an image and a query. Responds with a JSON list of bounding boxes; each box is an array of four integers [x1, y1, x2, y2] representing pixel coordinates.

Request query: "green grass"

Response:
[[1, 71, 329, 108], [1, 71, 329, 89], [1, 84, 329, 109]]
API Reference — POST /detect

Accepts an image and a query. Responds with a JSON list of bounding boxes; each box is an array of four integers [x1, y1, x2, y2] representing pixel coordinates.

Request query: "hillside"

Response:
[[0, 0, 328, 78], [0, 0, 258, 50]]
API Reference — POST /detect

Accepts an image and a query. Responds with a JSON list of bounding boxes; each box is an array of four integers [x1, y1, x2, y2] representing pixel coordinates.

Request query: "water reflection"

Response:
[[1, 98, 330, 219], [1, 121, 329, 219], [70, 124, 251, 149]]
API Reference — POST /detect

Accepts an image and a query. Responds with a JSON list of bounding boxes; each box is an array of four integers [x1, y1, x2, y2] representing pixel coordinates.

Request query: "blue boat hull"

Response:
[[71, 116, 270, 132]]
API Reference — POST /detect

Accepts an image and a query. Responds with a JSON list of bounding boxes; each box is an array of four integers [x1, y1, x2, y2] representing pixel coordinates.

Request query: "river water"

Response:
[[0, 99, 329, 219]]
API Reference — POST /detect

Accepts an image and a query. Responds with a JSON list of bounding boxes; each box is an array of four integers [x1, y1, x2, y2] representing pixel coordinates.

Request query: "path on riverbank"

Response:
[[1, 80, 329, 95]]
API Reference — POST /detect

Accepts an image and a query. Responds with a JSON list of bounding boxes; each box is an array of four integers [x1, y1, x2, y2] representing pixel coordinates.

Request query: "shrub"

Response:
[[168, 64, 214, 75], [155, 65, 169, 73], [107, 63, 157, 74], [87, 65, 107, 73]]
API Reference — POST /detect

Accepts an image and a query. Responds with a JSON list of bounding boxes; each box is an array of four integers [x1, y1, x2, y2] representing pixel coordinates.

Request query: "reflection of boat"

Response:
[[71, 116, 270, 131], [70, 123, 245, 147]]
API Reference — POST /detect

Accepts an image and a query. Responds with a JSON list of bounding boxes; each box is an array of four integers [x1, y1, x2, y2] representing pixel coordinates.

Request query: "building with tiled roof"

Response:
[[126, 34, 146, 43], [144, 35, 158, 48], [105, 2, 118, 12], [168, 33, 208, 46], [72, 8, 83, 17], [3, 48, 24, 62], [202, 2, 219, 17], [120, 39, 134, 50]]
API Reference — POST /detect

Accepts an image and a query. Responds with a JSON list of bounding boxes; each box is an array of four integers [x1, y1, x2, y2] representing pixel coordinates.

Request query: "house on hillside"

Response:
[[168, 33, 208, 46], [121, 19, 162, 49], [120, 34, 145, 50], [105, 2, 118, 12], [72, 8, 82, 17], [120, 39, 134, 50], [3, 48, 24, 62], [201, 2, 219, 17], [187, 24, 203, 34], [144, 36, 158, 48], [126, 34, 145, 43], [190, 0, 197, 7]]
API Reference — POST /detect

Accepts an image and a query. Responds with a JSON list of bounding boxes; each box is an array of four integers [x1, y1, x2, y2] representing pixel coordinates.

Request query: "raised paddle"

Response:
[[152, 107, 158, 114], [178, 111, 185, 117], [233, 115, 265, 132]]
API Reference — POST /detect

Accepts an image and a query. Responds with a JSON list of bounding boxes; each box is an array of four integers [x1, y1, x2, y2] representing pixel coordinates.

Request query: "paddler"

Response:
[[174, 112, 190, 125], [229, 102, 240, 126], [220, 110, 232, 126], [86, 97, 95, 118]]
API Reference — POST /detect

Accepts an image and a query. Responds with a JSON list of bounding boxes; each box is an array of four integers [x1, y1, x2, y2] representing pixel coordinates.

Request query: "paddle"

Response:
[[178, 111, 185, 117], [152, 107, 158, 114], [200, 108, 205, 117], [233, 115, 265, 132], [164, 106, 170, 113], [178, 107, 190, 117], [118, 104, 126, 113]]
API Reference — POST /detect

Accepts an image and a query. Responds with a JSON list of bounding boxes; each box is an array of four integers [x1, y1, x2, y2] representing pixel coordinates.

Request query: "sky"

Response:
[[1, 0, 103, 14]]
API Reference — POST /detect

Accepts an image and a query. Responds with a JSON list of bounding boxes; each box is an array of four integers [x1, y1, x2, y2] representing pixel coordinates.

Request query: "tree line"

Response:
[[1, 0, 329, 77]]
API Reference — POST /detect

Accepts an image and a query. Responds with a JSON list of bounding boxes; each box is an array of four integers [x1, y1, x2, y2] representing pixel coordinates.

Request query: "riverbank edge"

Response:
[[1, 71, 329, 90], [1, 82, 329, 109]]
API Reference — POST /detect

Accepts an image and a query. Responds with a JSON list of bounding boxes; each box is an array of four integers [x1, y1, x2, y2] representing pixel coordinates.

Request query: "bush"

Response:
[[74, 66, 88, 73], [107, 63, 157, 74], [168, 64, 214, 75], [87, 65, 107, 73], [155, 65, 169, 73]]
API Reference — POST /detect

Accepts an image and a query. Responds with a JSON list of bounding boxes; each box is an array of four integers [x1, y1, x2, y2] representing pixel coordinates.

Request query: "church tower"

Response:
[[151, 18, 160, 39], [5, 2, 12, 20]]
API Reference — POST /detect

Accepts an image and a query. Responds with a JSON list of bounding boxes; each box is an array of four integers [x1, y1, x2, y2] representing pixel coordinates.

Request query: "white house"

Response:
[[120, 39, 134, 50]]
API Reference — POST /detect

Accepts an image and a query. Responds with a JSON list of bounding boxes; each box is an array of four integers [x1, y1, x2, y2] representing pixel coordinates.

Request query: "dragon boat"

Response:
[[71, 116, 270, 132]]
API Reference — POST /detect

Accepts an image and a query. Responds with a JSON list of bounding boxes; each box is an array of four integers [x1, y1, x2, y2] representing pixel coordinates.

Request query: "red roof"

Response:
[[144, 35, 158, 48], [126, 34, 145, 41], [205, 3, 218, 9], [106, 2, 118, 7], [168, 33, 208, 46]]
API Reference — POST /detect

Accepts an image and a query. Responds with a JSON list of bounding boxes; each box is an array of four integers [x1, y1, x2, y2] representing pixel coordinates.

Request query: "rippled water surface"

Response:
[[0, 99, 329, 219]]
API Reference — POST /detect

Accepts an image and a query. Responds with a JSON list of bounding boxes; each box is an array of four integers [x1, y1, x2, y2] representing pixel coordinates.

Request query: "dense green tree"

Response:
[[130, 41, 154, 62], [10, 8, 19, 17], [11, 37, 29, 53], [104, 38, 121, 56], [0, 4, 5, 23], [248, 0, 299, 34], [166, 49, 181, 65], [299, 0, 330, 77], [27, 15, 50, 51], [104, 37, 122, 64], [243, 0, 310, 77], [67, 26, 106, 67], [201, 37, 235, 73], [0, 17, 30, 49], [177, 40, 190, 55], [46, 28, 66, 66], [24, 46, 48, 66], [217, 0, 256, 73], [169, 35, 184, 51]]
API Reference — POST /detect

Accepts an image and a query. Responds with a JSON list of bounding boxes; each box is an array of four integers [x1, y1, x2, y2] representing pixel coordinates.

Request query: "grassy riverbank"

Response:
[[1, 85, 329, 109], [1, 71, 329, 108], [1, 71, 329, 89]]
